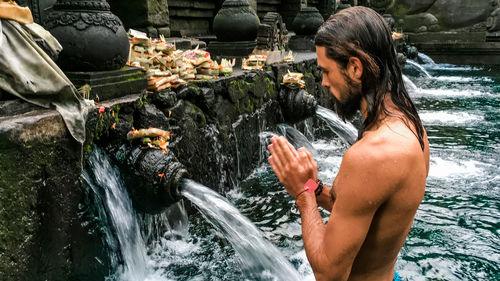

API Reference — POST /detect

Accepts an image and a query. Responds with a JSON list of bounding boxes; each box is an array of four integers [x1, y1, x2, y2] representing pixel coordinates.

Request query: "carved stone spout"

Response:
[[115, 146, 189, 214], [279, 88, 318, 123]]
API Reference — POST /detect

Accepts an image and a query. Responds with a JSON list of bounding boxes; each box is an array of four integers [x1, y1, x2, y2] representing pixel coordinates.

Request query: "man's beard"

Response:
[[333, 73, 362, 121]]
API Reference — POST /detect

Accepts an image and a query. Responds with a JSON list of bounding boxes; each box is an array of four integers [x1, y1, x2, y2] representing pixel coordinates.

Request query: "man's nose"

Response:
[[321, 74, 329, 87]]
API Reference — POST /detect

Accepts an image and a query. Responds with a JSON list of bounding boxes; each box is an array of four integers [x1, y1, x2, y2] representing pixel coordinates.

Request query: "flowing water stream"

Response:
[[82, 148, 148, 281], [315, 105, 358, 145], [84, 58, 498, 281]]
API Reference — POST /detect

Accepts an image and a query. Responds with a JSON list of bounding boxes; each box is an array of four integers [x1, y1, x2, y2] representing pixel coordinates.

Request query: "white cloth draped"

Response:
[[0, 19, 87, 143]]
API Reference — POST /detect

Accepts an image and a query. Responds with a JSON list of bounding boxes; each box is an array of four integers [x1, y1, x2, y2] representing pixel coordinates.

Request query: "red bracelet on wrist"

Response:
[[295, 179, 319, 200]]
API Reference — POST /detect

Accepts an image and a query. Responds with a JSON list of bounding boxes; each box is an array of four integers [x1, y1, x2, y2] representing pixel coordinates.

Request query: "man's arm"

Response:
[[298, 147, 396, 281], [267, 136, 394, 280]]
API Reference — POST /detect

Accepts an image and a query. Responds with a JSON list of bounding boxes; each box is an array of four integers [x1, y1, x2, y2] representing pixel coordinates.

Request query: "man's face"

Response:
[[316, 46, 362, 120]]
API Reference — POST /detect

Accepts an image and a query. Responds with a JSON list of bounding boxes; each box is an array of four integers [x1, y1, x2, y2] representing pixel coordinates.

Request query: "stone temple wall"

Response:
[[108, 0, 171, 38], [168, 0, 220, 37]]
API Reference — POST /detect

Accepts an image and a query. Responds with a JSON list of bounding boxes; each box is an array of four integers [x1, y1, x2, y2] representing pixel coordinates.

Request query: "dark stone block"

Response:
[[207, 40, 257, 57], [164, 37, 194, 50], [168, 0, 216, 9], [135, 104, 170, 131], [410, 41, 500, 65], [170, 8, 214, 17], [486, 31, 500, 41], [108, 0, 169, 27], [176, 86, 215, 114], [154, 91, 177, 109], [288, 35, 316, 51], [170, 19, 210, 36], [272, 63, 292, 86]]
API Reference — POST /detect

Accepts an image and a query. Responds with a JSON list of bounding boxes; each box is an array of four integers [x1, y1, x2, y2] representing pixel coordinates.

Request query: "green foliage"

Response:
[[138, 94, 149, 110]]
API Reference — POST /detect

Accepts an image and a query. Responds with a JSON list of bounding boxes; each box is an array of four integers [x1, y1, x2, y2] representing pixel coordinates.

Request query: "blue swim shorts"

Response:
[[394, 270, 402, 281]]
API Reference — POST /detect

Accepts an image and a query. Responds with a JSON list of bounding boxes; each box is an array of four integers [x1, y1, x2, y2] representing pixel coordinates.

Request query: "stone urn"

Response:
[[44, 0, 130, 71], [292, 7, 324, 35], [213, 0, 260, 42]]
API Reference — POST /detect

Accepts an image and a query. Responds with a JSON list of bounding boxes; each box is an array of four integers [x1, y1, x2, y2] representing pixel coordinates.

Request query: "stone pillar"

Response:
[[168, 0, 217, 37], [24, 0, 147, 105], [280, 0, 301, 29], [107, 0, 170, 38]]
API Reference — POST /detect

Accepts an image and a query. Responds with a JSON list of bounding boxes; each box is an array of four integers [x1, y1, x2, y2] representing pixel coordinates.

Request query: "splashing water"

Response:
[[181, 179, 302, 281], [406, 60, 433, 78], [417, 53, 436, 66], [315, 105, 358, 145], [278, 123, 318, 156]]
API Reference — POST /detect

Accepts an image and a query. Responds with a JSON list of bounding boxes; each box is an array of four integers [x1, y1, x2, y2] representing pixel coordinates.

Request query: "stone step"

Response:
[[66, 67, 147, 101]]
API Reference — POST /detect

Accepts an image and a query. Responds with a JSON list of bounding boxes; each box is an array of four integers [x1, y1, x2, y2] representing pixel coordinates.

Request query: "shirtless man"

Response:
[[267, 7, 429, 281]]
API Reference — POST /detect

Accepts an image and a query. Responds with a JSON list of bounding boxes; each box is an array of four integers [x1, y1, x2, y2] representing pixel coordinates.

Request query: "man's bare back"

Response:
[[334, 115, 429, 280]]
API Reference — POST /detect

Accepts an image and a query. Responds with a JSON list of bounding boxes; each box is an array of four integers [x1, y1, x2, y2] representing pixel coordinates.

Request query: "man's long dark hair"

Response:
[[314, 6, 425, 150]]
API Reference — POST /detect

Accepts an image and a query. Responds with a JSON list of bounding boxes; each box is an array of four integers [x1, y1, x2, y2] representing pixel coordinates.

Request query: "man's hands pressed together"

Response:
[[267, 136, 318, 199]]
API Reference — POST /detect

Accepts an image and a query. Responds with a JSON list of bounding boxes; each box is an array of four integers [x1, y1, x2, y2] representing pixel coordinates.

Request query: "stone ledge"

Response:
[[406, 32, 486, 43], [0, 109, 68, 144], [412, 42, 500, 65]]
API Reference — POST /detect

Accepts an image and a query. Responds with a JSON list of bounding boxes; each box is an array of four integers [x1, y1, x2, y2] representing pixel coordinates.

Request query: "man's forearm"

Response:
[[296, 192, 350, 281], [296, 192, 331, 278]]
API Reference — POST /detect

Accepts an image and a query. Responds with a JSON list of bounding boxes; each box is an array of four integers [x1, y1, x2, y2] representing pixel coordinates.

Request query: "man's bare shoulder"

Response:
[[334, 141, 402, 211], [352, 120, 425, 165], [336, 122, 424, 203]]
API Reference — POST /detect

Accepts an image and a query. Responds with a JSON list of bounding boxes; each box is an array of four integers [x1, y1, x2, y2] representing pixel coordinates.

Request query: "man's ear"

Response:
[[347, 57, 363, 82]]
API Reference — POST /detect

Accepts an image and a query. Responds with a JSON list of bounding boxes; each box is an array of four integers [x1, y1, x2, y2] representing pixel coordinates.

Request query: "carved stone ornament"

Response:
[[53, 0, 110, 11], [45, 11, 121, 32]]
